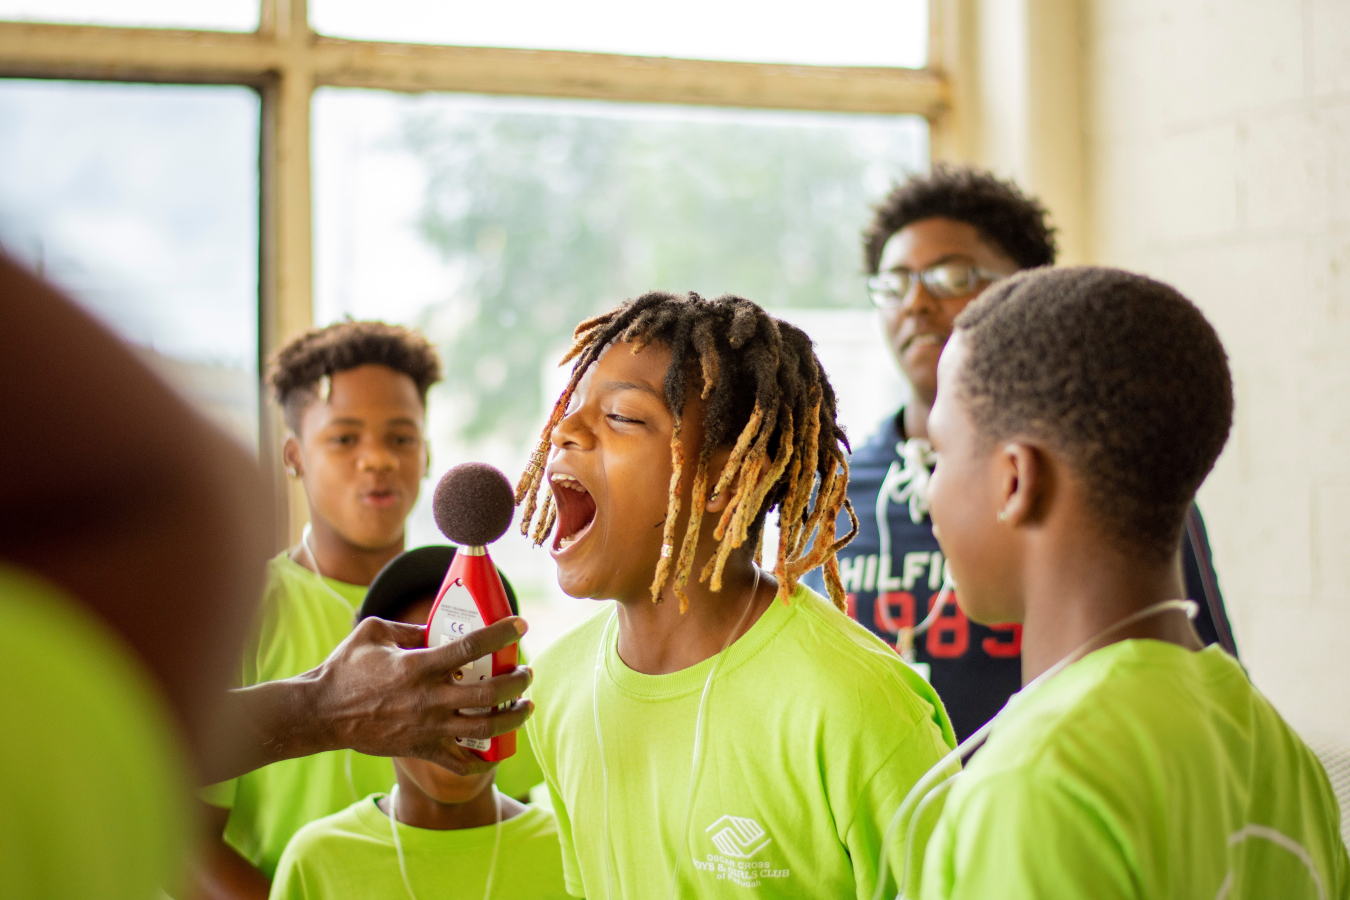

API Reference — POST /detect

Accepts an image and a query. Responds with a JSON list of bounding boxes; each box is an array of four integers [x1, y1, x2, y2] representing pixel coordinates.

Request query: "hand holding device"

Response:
[[427, 462, 519, 761]]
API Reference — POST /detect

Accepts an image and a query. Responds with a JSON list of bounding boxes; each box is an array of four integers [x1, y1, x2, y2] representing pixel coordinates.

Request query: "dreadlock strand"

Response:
[[672, 448, 713, 613], [717, 452, 765, 543], [691, 318, 720, 401], [648, 422, 686, 604], [776, 457, 807, 567], [821, 555, 846, 611], [793, 455, 840, 559], [532, 491, 557, 547], [709, 404, 763, 503], [733, 412, 795, 548]]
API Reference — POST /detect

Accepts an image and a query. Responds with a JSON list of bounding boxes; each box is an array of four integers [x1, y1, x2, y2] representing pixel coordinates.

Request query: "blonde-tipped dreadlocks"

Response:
[[517, 291, 858, 612]]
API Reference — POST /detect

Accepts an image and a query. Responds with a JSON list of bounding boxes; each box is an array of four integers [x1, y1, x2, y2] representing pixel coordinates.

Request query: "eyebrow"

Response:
[[599, 380, 666, 401], [322, 416, 422, 428], [886, 252, 973, 273]]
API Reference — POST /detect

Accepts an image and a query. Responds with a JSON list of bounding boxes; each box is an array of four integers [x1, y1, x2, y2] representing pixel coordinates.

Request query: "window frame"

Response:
[[0, 0, 951, 544]]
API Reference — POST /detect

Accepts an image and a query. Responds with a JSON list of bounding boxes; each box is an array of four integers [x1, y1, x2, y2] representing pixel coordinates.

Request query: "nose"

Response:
[[551, 401, 594, 451], [897, 279, 938, 318], [882, 280, 936, 336], [356, 440, 396, 472]]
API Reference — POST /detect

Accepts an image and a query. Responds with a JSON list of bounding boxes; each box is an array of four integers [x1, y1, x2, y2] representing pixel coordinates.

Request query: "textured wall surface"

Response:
[[1085, 0, 1350, 743]]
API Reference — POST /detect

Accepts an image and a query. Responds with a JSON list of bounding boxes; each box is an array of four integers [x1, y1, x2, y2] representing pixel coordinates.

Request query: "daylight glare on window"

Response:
[[313, 88, 923, 637], [0, 80, 261, 446], [0, 0, 257, 31], [312, 0, 929, 68]]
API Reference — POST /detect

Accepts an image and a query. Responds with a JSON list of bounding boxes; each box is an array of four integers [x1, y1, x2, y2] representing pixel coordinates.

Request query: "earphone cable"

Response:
[[872, 598, 1200, 900], [389, 782, 504, 900]]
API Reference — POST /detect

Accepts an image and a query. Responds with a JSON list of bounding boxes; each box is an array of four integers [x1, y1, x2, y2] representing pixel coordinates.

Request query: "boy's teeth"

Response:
[[549, 473, 587, 492], [559, 534, 577, 548]]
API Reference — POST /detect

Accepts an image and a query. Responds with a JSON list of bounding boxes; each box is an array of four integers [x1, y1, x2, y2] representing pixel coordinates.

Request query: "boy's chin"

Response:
[[553, 561, 631, 603], [330, 518, 407, 552], [554, 567, 603, 601]]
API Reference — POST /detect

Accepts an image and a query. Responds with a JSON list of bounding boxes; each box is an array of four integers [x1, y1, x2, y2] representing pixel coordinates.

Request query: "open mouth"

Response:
[[550, 473, 597, 553]]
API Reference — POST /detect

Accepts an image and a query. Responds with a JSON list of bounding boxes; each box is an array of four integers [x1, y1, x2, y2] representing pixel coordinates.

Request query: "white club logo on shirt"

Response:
[[706, 815, 772, 858]]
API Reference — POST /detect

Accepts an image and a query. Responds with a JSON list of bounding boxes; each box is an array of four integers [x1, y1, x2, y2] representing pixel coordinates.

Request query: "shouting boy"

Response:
[[522, 291, 955, 899], [270, 545, 567, 900], [917, 267, 1348, 898]]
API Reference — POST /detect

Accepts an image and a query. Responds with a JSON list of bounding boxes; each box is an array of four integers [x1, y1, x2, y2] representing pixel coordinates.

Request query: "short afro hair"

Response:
[[953, 266, 1232, 561], [863, 164, 1058, 273], [269, 320, 442, 432]]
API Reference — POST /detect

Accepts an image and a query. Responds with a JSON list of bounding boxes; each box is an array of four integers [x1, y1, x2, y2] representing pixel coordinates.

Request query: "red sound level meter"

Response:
[[425, 546, 517, 761]]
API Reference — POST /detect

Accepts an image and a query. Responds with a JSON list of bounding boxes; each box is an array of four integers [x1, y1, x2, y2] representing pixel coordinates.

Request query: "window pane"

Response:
[[0, 0, 258, 31], [312, 0, 927, 69], [0, 80, 261, 447], [314, 88, 922, 649]]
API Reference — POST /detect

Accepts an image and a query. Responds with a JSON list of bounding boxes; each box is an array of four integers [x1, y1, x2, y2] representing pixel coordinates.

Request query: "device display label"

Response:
[[428, 581, 492, 751]]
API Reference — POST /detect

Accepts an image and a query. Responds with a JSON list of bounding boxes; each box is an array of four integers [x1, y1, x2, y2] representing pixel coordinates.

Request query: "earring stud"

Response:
[[997, 510, 1008, 523]]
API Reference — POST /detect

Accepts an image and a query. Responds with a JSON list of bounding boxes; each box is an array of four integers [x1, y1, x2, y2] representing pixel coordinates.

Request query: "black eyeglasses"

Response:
[[867, 261, 1005, 309]]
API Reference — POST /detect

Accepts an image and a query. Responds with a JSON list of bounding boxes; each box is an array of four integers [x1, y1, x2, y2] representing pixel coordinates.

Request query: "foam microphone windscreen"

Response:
[[432, 462, 515, 547]]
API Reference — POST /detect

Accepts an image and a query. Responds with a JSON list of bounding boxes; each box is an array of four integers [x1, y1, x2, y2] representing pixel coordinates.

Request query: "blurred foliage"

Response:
[[402, 106, 925, 443]]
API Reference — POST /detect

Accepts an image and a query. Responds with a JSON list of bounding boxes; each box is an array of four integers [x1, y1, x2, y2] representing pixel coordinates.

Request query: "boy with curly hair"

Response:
[[198, 322, 544, 896], [197, 321, 443, 897]]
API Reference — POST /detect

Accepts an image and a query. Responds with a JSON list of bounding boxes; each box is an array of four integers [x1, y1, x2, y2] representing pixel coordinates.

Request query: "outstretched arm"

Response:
[[205, 615, 535, 783]]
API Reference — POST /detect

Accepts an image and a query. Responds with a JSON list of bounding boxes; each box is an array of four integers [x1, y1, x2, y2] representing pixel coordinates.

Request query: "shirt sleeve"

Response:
[[920, 770, 1137, 900], [845, 716, 956, 900], [268, 835, 313, 900], [199, 777, 237, 809]]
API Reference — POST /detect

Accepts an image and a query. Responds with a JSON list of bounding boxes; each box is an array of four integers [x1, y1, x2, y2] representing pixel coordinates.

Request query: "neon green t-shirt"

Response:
[[527, 583, 956, 899], [919, 640, 1350, 900], [205, 552, 543, 877], [204, 553, 397, 878], [270, 794, 569, 900], [493, 645, 545, 802], [0, 562, 190, 898]]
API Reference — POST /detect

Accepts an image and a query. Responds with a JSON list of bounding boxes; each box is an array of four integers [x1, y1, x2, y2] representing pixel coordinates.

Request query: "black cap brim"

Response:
[[358, 544, 519, 623]]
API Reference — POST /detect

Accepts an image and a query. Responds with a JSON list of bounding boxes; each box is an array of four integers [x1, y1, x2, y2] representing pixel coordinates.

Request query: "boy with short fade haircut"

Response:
[[917, 267, 1348, 898], [200, 321, 439, 895], [521, 291, 956, 899], [270, 546, 567, 900], [806, 164, 1236, 744]]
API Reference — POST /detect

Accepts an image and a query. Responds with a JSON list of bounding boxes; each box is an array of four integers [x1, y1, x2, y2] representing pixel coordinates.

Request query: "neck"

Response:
[[292, 516, 403, 587], [1018, 538, 1201, 685], [380, 781, 518, 832], [902, 392, 935, 441], [614, 550, 773, 676]]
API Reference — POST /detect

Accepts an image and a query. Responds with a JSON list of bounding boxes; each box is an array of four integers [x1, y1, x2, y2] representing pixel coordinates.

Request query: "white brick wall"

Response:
[[1085, 0, 1350, 743]]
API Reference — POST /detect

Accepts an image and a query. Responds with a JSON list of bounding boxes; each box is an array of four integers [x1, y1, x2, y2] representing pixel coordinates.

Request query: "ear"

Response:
[[282, 434, 303, 479], [995, 442, 1048, 527], [705, 446, 736, 513]]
